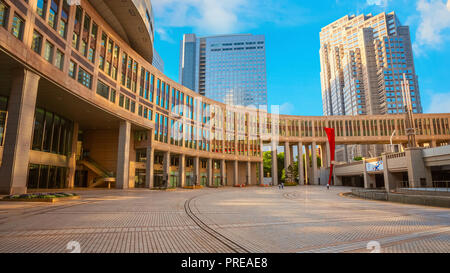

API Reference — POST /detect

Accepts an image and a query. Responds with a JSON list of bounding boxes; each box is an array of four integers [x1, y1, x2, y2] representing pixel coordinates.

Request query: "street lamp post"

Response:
[[390, 129, 397, 153]]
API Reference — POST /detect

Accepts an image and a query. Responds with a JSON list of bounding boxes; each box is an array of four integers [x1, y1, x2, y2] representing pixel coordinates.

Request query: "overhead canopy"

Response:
[[89, 0, 155, 63]]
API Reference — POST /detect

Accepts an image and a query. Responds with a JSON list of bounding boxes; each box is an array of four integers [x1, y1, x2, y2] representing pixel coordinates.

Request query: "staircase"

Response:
[[78, 157, 116, 188]]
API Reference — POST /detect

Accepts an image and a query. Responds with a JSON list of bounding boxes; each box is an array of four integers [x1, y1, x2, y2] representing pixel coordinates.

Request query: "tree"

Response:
[[277, 152, 284, 182], [262, 151, 285, 182], [263, 151, 272, 177]]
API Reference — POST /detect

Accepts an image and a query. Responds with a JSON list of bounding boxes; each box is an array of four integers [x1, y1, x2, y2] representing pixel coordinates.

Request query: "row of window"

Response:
[[96, 80, 116, 103], [137, 104, 153, 121], [27, 164, 68, 189], [36, 0, 70, 39], [99, 32, 119, 80], [32, 108, 73, 156], [31, 30, 64, 70], [72, 5, 97, 63], [118, 93, 136, 113]]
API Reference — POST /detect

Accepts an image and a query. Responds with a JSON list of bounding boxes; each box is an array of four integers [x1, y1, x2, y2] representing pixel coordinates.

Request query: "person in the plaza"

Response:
[[327, 183, 330, 190]]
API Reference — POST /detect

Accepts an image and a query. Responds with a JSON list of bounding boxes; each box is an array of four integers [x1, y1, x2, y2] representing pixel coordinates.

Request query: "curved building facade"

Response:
[[0, 0, 449, 194]]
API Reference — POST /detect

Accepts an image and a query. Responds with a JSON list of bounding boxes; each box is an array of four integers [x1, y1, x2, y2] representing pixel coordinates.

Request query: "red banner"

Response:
[[324, 128, 335, 186]]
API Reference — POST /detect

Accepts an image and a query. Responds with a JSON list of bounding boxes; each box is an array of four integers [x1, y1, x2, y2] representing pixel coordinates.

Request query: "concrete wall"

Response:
[[335, 161, 364, 176], [351, 189, 450, 208]]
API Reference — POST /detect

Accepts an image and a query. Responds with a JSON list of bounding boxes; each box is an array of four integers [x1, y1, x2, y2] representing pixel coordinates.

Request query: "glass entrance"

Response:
[[169, 174, 178, 188], [200, 175, 207, 186], [135, 169, 146, 188], [154, 171, 165, 188]]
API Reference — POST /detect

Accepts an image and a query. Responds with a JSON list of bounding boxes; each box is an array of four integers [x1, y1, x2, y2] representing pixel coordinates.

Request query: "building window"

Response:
[[55, 49, 64, 70], [58, 0, 69, 38], [72, 6, 82, 49], [48, 0, 59, 29], [11, 13, 25, 40], [77, 67, 92, 89], [36, 0, 47, 19], [119, 94, 124, 107], [27, 164, 68, 189], [96, 80, 109, 100], [110, 89, 116, 103], [31, 31, 43, 54], [44, 41, 54, 63], [31, 108, 73, 156], [68, 60, 77, 78], [0, 0, 9, 28]]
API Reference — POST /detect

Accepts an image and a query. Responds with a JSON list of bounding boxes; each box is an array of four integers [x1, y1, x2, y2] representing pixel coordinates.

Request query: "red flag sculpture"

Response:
[[324, 128, 335, 186]]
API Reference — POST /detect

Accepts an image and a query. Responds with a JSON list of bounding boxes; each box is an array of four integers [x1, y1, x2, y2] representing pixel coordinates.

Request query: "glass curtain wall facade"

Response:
[[179, 34, 267, 108], [320, 12, 422, 116]]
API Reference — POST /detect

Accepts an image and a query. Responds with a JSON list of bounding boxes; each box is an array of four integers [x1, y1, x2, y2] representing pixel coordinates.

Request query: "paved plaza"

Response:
[[0, 186, 448, 253]]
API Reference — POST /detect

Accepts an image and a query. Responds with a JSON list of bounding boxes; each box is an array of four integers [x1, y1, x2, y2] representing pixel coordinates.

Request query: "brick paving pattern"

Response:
[[0, 186, 448, 253]]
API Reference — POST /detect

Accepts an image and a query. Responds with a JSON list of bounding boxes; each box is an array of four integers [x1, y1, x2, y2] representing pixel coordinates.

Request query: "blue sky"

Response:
[[151, 0, 450, 116]]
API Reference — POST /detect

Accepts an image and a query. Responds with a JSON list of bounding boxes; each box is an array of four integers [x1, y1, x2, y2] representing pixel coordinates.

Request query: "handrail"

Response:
[[386, 152, 406, 159], [397, 180, 450, 192], [80, 157, 114, 177]]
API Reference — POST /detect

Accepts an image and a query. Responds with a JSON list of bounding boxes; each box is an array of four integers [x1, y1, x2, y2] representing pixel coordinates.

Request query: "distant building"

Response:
[[152, 48, 164, 73], [319, 12, 423, 160], [179, 34, 267, 107]]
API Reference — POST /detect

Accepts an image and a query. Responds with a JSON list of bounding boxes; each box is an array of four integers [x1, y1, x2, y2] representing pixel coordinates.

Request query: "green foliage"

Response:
[[353, 156, 363, 161], [3, 192, 77, 200], [263, 151, 272, 177]]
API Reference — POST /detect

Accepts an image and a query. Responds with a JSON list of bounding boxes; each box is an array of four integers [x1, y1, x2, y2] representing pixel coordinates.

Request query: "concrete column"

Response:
[[163, 151, 171, 187], [145, 146, 154, 189], [290, 145, 294, 165], [259, 161, 264, 185], [334, 174, 343, 186], [193, 156, 200, 186], [284, 142, 291, 173], [207, 158, 213, 187], [234, 160, 239, 186], [405, 147, 431, 188], [298, 142, 304, 185], [247, 161, 252, 185], [116, 120, 131, 189], [67, 122, 79, 189], [312, 142, 318, 185], [382, 154, 397, 192], [220, 159, 226, 186], [271, 141, 278, 185], [343, 144, 349, 162], [305, 144, 310, 185], [363, 159, 376, 189], [0, 69, 40, 194], [179, 154, 186, 187]]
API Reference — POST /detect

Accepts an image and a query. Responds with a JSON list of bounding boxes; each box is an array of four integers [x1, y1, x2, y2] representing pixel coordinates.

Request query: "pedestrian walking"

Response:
[[327, 183, 330, 190]]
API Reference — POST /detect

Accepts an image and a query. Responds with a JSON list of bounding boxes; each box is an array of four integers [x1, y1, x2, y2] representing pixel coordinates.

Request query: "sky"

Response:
[[151, 0, 450, 116]]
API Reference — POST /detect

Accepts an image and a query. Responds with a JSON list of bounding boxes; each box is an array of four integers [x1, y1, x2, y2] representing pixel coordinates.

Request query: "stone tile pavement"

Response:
[[0, 186, 448, 253]]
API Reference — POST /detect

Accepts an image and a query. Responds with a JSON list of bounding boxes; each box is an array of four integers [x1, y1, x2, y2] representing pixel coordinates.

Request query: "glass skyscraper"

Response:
[[179, 34, 267, 107], [319, 12, 423, 160]]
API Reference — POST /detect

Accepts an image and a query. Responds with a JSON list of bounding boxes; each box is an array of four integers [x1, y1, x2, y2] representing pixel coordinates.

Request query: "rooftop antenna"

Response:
[[401, 74, 417, 148]]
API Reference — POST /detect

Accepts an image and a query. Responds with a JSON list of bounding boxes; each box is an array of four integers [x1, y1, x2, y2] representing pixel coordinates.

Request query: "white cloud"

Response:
[[425, 92, 450, 113], [151, 0, 308, 41], [413, 0, 450, 53], [366, 0, 390, 7]]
